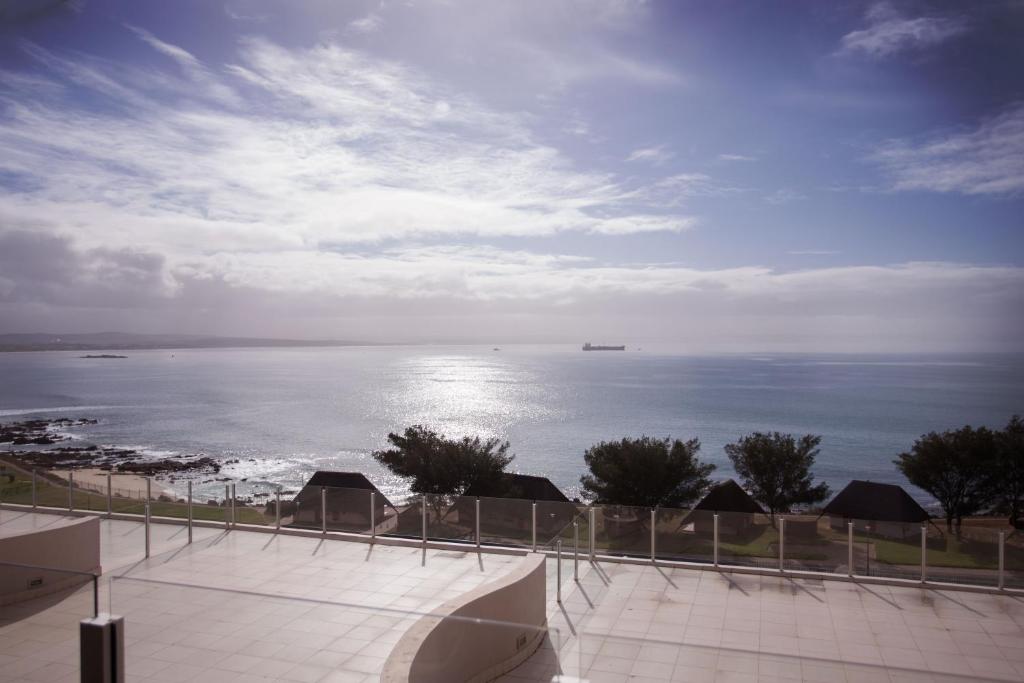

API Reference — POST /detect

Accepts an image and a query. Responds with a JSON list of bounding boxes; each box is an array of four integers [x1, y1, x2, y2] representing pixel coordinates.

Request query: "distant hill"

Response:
[[0, 332, 379, 352]]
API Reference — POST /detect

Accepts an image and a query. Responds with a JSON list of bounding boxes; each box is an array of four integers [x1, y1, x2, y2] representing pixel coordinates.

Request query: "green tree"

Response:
[[372, 425, 513, 498], [580, 436, 715, 508], [995, 415, 1024, 529], [725, 432, 830, 521], [894, 425, 997, 533]]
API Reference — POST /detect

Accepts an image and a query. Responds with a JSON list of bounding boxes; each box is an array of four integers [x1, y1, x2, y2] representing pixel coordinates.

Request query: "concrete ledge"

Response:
[[382, 553, 547, 683], [0, 515, 100, 605]]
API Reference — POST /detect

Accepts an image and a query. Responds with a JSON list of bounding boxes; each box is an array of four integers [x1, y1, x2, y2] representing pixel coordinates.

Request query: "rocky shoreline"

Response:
[[0, 417, 223, 477]]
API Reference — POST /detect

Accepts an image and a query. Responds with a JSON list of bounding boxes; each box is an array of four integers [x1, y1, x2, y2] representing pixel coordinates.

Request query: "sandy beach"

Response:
[[49, 468, 177, 499]]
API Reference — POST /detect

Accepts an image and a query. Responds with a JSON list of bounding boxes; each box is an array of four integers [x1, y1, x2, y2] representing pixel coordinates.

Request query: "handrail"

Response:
[[0, 559, 100, 616]]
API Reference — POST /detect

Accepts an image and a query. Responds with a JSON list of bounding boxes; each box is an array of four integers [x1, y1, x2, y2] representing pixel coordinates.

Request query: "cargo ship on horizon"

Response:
[[582, 342, 626, 351]]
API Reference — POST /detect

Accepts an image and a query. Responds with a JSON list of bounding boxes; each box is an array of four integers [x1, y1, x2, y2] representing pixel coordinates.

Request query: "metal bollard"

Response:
[[370, 491, 376, 540], [475, 498, 481, 548], [573, 520, 579, 581], [848, 521, 854, 577], [713, 513, 719, 567], [532, 502, 537, 552], [32, 469, 37, 508], [144, 501, 151, 558], [998, 531, 1005, 590], [920, 525, 927, 583], [68, 470, 74, 511], [187, 481, 193, 544], [80, 614, 126, 683], [556, 540, 562, 603], [589, 507, 596, 560], [779, 517, 785, 572], [421, 495, 427, 547], [107, 473, 113, 518], [650, 508, 656, 563], [321, 487, 327, 535], [275, 487, 281, 530]]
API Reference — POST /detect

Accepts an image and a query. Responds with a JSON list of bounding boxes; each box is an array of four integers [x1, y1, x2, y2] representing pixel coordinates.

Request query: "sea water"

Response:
[[1, 345, 1021, 505]]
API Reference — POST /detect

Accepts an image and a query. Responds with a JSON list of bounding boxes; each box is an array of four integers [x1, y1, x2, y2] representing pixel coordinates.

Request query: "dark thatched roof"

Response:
[[692, 479, 765, 514], [465, 473, 570, 503], [297, 471, 393, 508], [822, 480, 929, 523]]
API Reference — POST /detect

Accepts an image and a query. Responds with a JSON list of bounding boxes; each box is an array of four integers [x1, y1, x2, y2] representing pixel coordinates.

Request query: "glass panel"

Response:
[[924, 522, 1001, 587], [535, 500, 583, 549], [715, 511, 779, 569], [849, 517, 923, 581], [1005, 528, 1024, 590], [478, 495, 534, 547], [321, 486, 373, 534], [781, 514, 842, 574], [592, 504, 651, 558], [423, 493, 474, 543], [654, 506, 714, 564]]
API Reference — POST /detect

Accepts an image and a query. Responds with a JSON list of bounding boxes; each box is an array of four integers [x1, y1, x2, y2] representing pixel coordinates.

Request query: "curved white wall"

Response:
[[382, 552, 547, 683], [0, 515, 101, 605]]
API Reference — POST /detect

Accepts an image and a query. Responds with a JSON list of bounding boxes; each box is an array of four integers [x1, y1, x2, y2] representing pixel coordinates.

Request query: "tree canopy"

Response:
[[725, 432, 830, 518], [894, 424, 997, 532], [580, 435, 715, 508], [372, 425, 513, 497]]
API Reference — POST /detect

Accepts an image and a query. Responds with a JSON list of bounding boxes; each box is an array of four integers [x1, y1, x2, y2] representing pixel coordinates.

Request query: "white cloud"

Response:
[[870, 103, 1024, 195], [347, 13, 383, 35], [0, 33, 695, 264], [626, 145, 673, 164], [839, 2, 969, 58], [718, 153, 756, 162]]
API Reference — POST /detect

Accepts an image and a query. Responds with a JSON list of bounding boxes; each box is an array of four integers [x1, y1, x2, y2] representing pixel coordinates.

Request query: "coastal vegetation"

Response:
[[724, 432, 831, 522], [372, 425, 514, 498], [579, 436, 714, 508], [895, 415, 1024, 532]]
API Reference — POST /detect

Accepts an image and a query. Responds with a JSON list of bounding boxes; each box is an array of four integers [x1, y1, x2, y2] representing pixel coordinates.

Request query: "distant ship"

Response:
[[582, 342, 625, 351]]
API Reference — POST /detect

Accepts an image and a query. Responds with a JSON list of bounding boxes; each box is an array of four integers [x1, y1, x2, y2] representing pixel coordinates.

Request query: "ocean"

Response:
[[1, 346, 1021, 506]]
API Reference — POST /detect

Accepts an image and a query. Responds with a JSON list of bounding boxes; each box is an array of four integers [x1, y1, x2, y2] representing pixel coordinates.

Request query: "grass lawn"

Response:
[[0, 467, 267, 525]]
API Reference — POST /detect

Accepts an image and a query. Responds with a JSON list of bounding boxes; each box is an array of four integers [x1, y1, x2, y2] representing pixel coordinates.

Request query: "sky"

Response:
[[0, 0, 1022, 351]]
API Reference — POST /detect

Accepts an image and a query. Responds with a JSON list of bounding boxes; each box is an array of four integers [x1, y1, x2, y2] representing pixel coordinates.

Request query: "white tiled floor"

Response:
[[4, 508, 1024, 683], [0, 509, 522, 682], [501, 559, 1024, 682]]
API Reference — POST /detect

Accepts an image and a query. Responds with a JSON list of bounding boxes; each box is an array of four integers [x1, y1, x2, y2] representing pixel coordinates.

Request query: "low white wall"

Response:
[[0, 515, 101, 605], [382, 552, 547, 683]]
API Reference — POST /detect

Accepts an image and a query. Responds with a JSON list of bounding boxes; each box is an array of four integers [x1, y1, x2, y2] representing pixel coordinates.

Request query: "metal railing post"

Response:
[[275, 487, 281, 530], [31, 469, 37, 508], [475, 498, 481, 548], [848, 521, 854, 577], [370, 491, 376, 540], [144, 501, 151, 558], [573, 520, 579, 581], [106, 473, 112, 518], [779, 517, 785, 572], [68, 470, 74, 511], [321, 486, 327, 535], [531, 502, 537, 552], [187, 481, 193, 544], [146, 477, 151, 505], [920, 525, 927, 583], [230, 483, 236, 526], [421, 495, 427, 547], [713, 513, 719, 567], [998, 531, 1005, 590], [589, 507, 596, 561], [556, 540, 562, 603], [650, 508, 656, 563]]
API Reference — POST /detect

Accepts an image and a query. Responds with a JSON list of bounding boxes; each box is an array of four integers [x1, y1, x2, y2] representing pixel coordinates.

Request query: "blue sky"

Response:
[[0, 0, 1022, 350]]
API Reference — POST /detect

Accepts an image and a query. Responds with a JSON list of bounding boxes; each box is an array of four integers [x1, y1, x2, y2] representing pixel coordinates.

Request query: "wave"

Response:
[[0, 405, 120, 417]]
